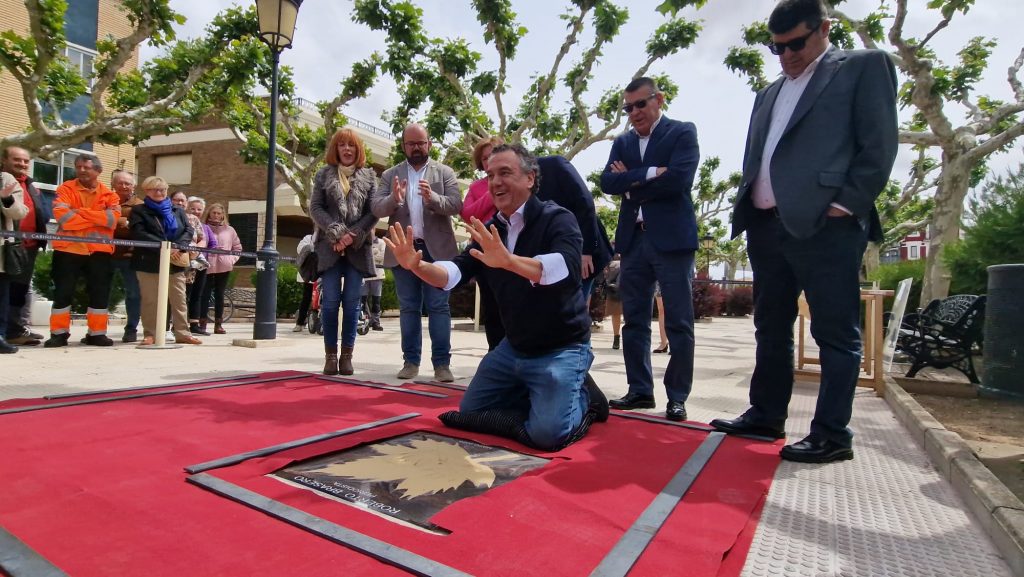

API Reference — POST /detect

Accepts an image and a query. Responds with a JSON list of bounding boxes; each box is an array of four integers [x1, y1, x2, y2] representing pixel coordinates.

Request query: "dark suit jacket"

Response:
[[128, 203, 193, 274], [600, 117, 700, 254], [536, 155, 613, 275], [732, 48, 898, 241], [371, 159, 462, 268]]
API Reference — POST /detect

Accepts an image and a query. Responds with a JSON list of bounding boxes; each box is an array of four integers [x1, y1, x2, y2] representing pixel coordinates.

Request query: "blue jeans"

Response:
[[320, 259, 364, 349], [110, 258, 140, 332], [392, 266, 451, 368], [461, 340, 593, 450]]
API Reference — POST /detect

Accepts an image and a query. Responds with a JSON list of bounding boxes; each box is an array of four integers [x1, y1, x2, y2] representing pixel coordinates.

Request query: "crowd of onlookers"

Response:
[[0, 146, 241, 354]]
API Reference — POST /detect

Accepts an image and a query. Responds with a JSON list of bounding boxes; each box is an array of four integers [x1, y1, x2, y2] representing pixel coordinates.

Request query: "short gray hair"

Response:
[[74, 153, 102, 171], [489, 143, 540, 193], [187, 196, 206, 207]]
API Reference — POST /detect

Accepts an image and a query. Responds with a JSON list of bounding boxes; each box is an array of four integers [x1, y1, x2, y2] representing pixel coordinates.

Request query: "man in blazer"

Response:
[[536, 155, 613, 300], [371, 123, 463, 383], [711, 0, 898, 464], [600, 76, 701, 422]]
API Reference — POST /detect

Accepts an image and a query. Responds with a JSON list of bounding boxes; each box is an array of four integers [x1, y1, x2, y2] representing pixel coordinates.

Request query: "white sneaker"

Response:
[[292, 325, 304, 333]]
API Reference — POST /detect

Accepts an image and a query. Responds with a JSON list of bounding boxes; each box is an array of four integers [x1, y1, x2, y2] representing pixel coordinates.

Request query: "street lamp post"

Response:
[[253, 0, 302, 340], [700, 234, 715, 278]]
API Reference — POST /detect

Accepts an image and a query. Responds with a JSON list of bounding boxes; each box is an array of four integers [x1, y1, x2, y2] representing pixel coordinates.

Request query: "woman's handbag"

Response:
[[2, 240, 29, 278], [170, 250, 191, 268]]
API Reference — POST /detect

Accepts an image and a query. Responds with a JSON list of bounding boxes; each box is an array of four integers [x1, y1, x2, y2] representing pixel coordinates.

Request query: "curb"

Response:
[[884, 377, 1024, 575]]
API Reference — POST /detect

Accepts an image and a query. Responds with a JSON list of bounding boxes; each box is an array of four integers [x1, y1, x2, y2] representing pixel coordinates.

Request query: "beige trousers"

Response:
[[137, 271, 190, 339]]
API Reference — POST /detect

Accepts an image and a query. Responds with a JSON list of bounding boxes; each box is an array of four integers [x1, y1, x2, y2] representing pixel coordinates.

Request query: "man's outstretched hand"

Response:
[[383, 224, 422, 270], [464, 217, 512, 270]]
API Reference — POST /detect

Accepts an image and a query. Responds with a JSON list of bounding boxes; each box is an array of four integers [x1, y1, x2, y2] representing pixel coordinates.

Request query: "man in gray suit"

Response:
[[711, 0, 898, 463], [371, 123, 463, 382]]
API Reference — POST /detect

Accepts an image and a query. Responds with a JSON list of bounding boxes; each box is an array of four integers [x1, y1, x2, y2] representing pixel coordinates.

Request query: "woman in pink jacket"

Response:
[[199, 203, 242, 334], [459, 136, 504, 224]]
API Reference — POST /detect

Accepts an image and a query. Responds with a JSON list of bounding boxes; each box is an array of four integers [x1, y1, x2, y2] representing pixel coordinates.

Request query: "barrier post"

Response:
[[138, 241, 182, 349]]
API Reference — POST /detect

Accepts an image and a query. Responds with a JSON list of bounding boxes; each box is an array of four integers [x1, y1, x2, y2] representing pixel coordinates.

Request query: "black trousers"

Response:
[[200, 271, 230, 320], [51, 251, 112, 310]]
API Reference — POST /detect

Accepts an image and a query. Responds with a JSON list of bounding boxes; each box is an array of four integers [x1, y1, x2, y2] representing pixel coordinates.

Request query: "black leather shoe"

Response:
[[666, 400, 686, 422], [709, 415, 785, 439], [0, 337, 18, 354], [608, 392, 656, 410], [44, 334, 70, 348], [583, 373, 609, 422], [83, 334, 114, 347], [780, 436, 854, 464]]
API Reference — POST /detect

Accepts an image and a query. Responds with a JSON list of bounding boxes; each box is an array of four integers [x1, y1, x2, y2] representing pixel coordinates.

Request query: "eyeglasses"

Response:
[[145, 188, 168, 193], [767, 27, 819, 55], [404, 141, 430, 148], [621, 94, 657, 114]]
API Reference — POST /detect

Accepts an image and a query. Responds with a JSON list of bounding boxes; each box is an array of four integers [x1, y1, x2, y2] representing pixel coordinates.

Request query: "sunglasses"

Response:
[[621, 94, 657, 114], [767, 27, 819, 55]]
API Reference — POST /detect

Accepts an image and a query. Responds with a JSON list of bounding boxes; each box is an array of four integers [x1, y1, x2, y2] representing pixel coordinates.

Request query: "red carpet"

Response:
[[0, 372, 780, 576]]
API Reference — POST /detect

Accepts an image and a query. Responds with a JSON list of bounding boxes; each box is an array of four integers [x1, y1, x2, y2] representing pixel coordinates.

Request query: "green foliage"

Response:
[[944, 165, 1024, 295], [381, 268, 399, 313], [868, 259, 926, 313], [249, 262, 304, 317], [32, 251, 126, 314]]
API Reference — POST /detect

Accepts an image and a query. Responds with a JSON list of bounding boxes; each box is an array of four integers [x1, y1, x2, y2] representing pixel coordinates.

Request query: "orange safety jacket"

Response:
[[52, 180, 121, 255]]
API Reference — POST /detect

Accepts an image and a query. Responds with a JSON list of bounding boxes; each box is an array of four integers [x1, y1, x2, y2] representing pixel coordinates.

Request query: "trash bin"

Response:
[[980, 264, 1024, 400]]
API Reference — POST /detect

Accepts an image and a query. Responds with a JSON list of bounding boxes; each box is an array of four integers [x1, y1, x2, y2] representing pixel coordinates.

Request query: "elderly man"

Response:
[[385, 144, 608, 451], [44, 154, 121, 348], [371, 123, 462, 382], [109, 169, 143, 342], [1, 171, 30, 353], [2, 146, 53, 346]]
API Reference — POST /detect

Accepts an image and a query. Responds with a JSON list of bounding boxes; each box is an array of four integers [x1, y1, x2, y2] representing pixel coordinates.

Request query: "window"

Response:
[[155, 154, 193, 185], [64, 44, 96, 91], [909, 245, 920, 260], [30, 150, 87, 191]]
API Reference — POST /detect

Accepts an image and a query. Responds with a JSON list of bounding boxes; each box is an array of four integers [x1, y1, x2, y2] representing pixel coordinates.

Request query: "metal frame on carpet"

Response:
[[43, 372, 276, 399], [187, 473, 473, 577], [0, 374, 300, 416], [611, 411, 778, 443], [590, 432, 728, 577], [0, 525, 70, 577], [185, 413, 422, 474], [316, 376, 449, 398]]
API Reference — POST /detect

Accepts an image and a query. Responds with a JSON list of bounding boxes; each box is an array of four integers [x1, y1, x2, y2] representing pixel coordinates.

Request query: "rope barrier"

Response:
[[0, 231, 297, 262]]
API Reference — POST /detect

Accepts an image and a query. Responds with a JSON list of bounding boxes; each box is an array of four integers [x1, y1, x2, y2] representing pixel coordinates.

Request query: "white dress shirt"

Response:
[[406, 163, 428, 238], [438, 201, 569, 291], [633, 114, 664, 223]]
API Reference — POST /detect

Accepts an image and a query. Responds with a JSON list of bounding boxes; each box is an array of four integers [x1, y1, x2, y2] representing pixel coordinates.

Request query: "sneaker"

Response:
[[396, 362, 419, 380], [292, 325, 304, 333], [433, 366, 455, 383], [122, 329, 138, 343], [7, 334, 41, 346], [44, 334, 70, 348], [83, 334, 114, 347]]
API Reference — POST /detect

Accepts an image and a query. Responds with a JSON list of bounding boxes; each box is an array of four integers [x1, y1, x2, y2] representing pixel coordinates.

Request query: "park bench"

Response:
[[897, 294, 986, 383]]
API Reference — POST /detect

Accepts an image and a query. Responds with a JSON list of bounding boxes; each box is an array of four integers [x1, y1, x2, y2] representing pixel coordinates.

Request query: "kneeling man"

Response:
[[385, 144, 607, 451]]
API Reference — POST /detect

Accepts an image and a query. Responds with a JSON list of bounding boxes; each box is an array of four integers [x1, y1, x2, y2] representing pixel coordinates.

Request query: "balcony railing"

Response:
[[290, 97, 393, 140]]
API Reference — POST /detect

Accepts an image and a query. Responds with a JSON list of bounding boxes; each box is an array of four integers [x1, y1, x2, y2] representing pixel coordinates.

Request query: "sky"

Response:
[[141, 0, 1024, 190]]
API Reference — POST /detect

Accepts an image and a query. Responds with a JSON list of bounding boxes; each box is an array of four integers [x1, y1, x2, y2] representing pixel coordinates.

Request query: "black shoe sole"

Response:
[[609, 400, 656, 410], [710, 418, 786, 439], [780, 447, 854, 463], [666, 411, 686, 422]]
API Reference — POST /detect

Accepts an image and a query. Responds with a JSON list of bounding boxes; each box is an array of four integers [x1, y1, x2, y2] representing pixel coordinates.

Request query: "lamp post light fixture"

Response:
[[700, 233, 715, 278], [253, 0, 302, 340]]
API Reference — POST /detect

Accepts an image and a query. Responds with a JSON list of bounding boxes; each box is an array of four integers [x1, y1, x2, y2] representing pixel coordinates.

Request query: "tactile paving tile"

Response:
[[743, 476, 838, 577]]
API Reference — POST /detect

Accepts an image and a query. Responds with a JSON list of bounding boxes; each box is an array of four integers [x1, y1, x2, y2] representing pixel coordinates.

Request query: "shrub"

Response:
[[381, 268, 397, 312], [724, 286, 753, 316], [32, 251, 126, 314], [868, 259, 925, 312], [249, 262, 304, 318], [692, 281, 724, 319]]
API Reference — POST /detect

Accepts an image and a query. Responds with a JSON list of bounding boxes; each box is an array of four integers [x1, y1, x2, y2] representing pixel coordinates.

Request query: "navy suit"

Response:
[[732, 48, 898, 446], [600, 117, 700, 402]]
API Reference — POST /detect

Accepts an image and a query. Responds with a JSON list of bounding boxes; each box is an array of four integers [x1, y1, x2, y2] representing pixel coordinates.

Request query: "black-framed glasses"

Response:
[[621, 94, 657, 114], [767, 27, 819, 55]]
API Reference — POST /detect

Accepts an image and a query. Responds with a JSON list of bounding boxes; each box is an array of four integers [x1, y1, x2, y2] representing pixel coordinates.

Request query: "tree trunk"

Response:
[[862, 244, 880, 280], [921, 154, 972, 303]]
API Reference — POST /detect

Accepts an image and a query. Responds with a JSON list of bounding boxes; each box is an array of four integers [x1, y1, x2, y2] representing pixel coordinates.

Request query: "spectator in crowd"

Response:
[[1, 171, 30, 354], [185, 196, 214, 335], [293, 233, 315, 333], [460, 136, 503, 350], [711, 0, 898, 463], [600, 76, 701, 422], [371, 123, 462, 382], [109, 168, 143, 342], [604, 255, 622, 350], [309, 128, 379, 375], [385, 144, 607, 450], [45, 154, 121, 347], [199, 203, 241, 335], [360, 234, 386, 332], [3, 146, 53, 346], [130, 179, 199, 346]]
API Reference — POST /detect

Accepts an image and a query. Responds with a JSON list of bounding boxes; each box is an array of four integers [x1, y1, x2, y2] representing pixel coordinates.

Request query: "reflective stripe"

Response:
[[105, 209, 115, 229], [86, 308, 109, 315], [56, 210, 78, 227]]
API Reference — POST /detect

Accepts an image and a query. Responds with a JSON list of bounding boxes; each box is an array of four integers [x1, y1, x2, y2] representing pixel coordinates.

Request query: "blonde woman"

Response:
[[199, 203, 242, 334], [129, 177, 199, 345]]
